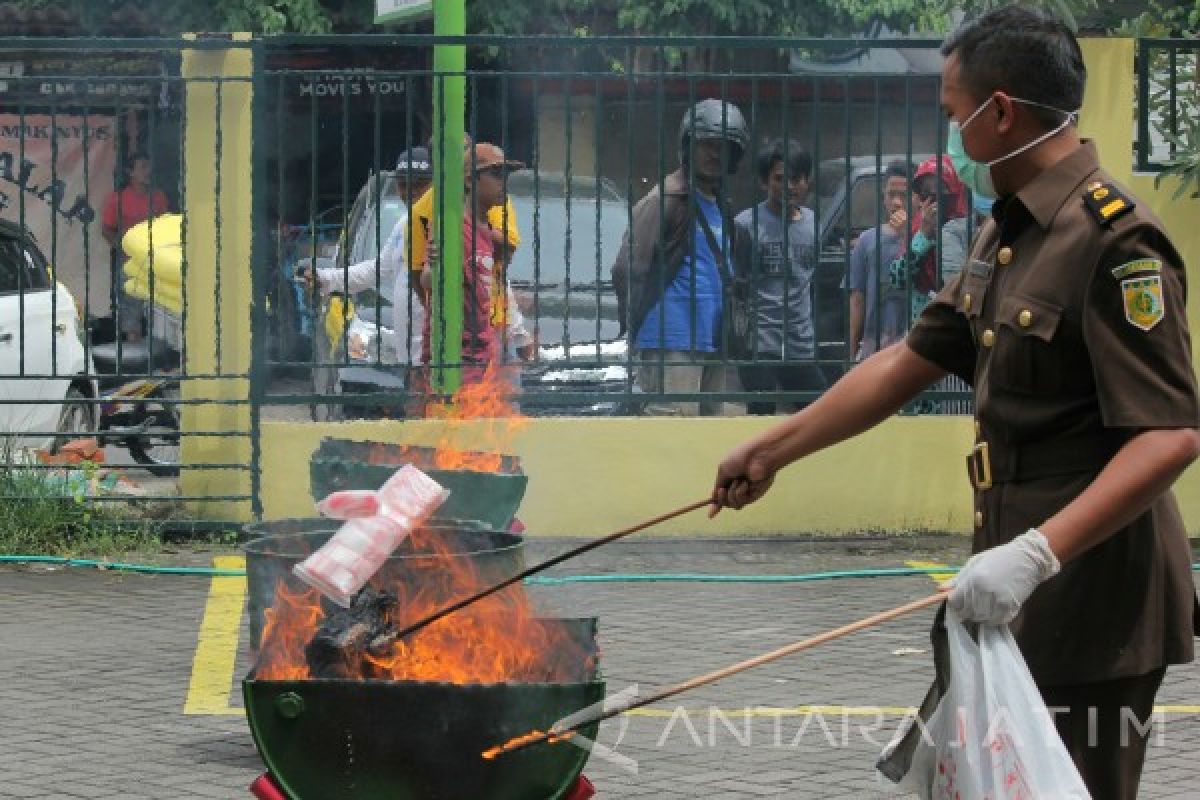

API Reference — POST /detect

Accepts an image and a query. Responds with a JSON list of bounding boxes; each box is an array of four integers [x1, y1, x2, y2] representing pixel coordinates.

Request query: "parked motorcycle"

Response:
[[89, 315, 181, 478], [97, 374, 180, 477]]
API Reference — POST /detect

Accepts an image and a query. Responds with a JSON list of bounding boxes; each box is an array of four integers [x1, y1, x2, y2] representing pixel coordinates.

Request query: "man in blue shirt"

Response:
[[613, 99, 749, 416]]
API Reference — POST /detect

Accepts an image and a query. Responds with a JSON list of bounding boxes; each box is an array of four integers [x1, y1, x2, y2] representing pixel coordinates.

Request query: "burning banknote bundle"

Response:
[[292, 465, 450, 607]]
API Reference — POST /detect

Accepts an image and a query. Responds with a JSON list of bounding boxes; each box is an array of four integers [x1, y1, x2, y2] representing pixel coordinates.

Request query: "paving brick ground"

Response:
[[1, 535, 1198, 798]]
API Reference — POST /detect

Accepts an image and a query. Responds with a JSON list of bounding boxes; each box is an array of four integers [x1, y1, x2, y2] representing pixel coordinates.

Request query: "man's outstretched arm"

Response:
[[712, 342, 946, 512]]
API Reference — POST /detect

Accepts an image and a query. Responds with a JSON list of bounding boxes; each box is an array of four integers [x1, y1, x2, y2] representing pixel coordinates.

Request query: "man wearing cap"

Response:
[[419, 142, 526, 383], [305, 147, 433, 365], [711, 8, 1199, 797], [612, 98, 749, 416], [407, 133, 535, 363]]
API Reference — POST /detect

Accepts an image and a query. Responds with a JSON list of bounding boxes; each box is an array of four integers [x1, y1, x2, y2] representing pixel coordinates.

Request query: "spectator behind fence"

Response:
[[302, 147, 433, 367], [886, 155, 970, 323], [733, 139, 827, 415], [612, 98, 749, 416], [413, 143, 523, 411], [950, 190, 995, 264], [407, 132, 534, 364], [102, 152, 170, 343], [843, 160, 911, 360]]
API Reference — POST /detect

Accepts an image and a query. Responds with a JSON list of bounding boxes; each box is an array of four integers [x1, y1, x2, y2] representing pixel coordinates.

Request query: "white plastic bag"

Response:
[[886, 612, 1091, 799]]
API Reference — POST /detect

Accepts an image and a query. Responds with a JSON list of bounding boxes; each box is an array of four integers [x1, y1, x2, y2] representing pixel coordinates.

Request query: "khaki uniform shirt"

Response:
[[908, 141, 1199, 686]]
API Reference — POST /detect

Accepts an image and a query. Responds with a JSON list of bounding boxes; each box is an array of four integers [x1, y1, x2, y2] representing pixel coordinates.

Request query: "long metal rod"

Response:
[[484, 592, 946, 759], [391, 498, 711, 641]]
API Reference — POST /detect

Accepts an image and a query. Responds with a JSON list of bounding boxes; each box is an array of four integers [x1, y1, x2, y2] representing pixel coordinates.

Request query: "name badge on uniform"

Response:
[[1111, 258, 1161, 280], [966, 259, 992, 279], [1121, 276, 1165, 331]]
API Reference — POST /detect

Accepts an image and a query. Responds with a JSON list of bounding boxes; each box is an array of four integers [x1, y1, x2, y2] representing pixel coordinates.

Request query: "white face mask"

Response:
[[948, 95, 1079, 199]]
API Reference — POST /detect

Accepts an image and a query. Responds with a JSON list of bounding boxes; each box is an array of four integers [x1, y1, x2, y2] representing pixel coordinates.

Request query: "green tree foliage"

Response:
[[466, 0, 1100, 38], [5, 0, 1111, 37], [4, 0, 351, 34], [1117, 1, 1200, 198]]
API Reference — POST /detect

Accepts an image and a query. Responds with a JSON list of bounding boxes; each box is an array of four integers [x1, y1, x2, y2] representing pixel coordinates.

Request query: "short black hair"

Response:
[[941, 6, 1085, 129], [885, 160, 911, 182], [756, 139, 812, 183], [121, 152, 151, 183]]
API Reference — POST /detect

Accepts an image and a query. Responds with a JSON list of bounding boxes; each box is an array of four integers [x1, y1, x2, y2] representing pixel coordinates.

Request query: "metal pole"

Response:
[[485, 592, 947, 759], [390, 499, 711, 642], [431, 1, 465, 394]]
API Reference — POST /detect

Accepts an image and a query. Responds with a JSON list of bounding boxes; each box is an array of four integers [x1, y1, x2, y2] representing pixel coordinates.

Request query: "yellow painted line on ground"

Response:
[[906, 559, 955, 585], [183, 555, 247, 716]]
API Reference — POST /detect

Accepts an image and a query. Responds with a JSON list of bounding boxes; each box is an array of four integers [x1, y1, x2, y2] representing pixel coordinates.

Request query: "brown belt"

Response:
[[967, 432, 1122, 490]]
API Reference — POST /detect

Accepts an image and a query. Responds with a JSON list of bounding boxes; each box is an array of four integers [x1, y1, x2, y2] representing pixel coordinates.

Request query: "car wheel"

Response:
[[51, 386, 97, 454]]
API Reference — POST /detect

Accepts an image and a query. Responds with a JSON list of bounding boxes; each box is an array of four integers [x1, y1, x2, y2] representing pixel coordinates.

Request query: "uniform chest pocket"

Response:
[[991, 294, 1064, 395], [957, 261, 992, 318]]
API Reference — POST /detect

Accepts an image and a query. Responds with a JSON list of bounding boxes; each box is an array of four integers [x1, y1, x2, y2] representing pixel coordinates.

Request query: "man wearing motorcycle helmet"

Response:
[[612, 98, 748, 415]]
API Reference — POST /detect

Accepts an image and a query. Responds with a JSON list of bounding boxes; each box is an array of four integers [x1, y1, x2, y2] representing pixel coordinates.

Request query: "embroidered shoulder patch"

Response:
[[1083, 181, 1135, 226], [1111, 258, 1162, 280], [1121, 275, 1165, 331]]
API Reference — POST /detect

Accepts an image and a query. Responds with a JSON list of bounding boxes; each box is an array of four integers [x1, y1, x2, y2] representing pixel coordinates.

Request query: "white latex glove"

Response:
[[947, 529, 1060, 624]]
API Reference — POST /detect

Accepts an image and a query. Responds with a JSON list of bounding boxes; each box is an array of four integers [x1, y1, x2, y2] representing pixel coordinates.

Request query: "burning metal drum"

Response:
[[243, 518, 525, 651], [309, 439, 528, 531], [243, 617, 603, 800], [243, 519, 603, 799]]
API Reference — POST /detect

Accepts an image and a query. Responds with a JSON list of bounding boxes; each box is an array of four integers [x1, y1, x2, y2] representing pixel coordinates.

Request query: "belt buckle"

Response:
[[968, 441, 993, 490]]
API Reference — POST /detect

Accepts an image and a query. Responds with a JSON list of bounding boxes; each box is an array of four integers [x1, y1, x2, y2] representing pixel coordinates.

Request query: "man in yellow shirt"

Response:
[[410, 185, 532, 359], [407, 135, 526, 350], [407, 183, 520, 286]]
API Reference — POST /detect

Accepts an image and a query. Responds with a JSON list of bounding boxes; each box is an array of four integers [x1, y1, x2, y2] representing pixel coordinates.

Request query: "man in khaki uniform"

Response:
[[709, 8, 1200, 798]]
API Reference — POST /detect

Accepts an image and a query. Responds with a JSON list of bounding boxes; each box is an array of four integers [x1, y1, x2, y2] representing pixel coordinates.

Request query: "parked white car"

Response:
[[0, 220, 95, 451]]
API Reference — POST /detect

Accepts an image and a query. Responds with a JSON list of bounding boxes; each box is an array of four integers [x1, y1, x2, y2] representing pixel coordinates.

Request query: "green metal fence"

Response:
[[1136, 37, 1199, 174], [253, 33, 975, 426], [0, 33, 993, 528], [0, 37, 252, 529]]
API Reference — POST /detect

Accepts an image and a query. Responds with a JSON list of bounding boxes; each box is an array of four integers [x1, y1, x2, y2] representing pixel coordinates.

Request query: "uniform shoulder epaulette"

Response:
[[1082, 180, 1135, 226]]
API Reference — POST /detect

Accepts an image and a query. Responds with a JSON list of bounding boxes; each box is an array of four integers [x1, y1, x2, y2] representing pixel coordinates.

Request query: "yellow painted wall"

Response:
[[184, 38, 1198, 534], [1078, 38, 1200, 361], [180, 36, 255, 520], [259, 417, 977, 535]]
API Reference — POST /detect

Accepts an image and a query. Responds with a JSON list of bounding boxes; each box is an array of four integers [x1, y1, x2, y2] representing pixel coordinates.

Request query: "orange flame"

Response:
[[254, 524, 594, 685], [257, 582, 325, 681], [361, 363, 525, 473], [481, 728, 576, 760], [253, 360, 559, 685], [426, 362, 528, 472]]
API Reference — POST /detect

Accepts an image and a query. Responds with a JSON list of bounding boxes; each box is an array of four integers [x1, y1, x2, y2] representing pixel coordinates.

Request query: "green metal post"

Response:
[[431, 1, 465, 395]]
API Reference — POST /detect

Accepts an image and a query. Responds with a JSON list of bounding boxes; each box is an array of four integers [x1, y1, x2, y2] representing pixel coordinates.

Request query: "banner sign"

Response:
[[0, 114, 118, 315], [376, 0, 433, 24], [0, 52, 168, 105]]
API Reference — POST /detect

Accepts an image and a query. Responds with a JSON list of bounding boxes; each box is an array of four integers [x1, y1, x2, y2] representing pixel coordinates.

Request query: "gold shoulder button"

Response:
[[1082, 181, 1135, 226]]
